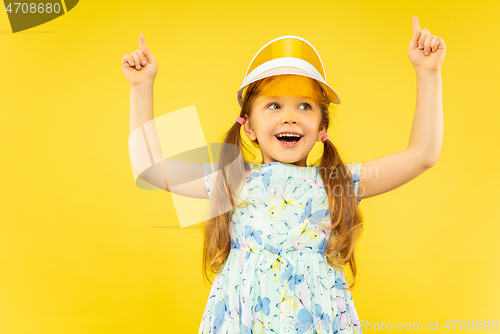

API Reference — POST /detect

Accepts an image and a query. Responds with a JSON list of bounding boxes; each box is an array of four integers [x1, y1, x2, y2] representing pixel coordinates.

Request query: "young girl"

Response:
[[122, 16, 445, 334]]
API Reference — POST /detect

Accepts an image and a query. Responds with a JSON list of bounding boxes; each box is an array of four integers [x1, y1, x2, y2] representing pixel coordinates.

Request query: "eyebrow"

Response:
[[261, 96, 315, 101]]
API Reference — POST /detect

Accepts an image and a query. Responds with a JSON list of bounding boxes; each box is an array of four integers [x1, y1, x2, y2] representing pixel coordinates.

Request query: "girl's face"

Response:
[[243, 75, 326, 167]]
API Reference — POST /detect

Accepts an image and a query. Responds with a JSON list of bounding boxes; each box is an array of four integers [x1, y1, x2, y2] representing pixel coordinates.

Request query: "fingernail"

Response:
[[142, 60, 146, 65], [425, 51, 429, 55], [131, 62, 134, 66], [419, 45, 423, 49]]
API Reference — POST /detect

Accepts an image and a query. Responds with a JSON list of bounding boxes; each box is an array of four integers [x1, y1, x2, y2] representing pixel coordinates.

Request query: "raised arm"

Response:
[[356, 16, 446, 202], [123, 34, 209, 199]]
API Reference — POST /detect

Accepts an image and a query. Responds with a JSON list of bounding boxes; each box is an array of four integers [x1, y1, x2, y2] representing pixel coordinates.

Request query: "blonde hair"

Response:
[[201, 74, 364, 290]]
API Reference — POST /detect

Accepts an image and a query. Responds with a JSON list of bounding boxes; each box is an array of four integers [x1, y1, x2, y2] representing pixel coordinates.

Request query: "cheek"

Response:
[[305, 118, 321, 133], [257, 123, 274, 137]]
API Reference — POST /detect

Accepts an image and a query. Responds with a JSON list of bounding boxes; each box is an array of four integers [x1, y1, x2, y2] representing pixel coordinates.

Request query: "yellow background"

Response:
[[1, 0, 499, 333]]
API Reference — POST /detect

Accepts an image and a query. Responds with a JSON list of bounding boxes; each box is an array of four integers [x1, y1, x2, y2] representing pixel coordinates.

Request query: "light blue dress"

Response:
[[199, 161, 363, 334]]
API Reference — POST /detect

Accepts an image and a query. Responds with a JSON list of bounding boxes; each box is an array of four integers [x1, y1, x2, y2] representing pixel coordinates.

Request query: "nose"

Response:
[[280, 108, 300, 125]]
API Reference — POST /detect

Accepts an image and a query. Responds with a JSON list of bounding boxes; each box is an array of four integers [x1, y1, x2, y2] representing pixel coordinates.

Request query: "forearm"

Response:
[[407, 69, 443, 167], [129, 82, 154, 135], [129, 82, 163, 162], [129, 82, 163, 181]]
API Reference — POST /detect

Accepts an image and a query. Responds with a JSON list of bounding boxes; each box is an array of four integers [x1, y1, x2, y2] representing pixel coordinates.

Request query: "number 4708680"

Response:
[[444, 320, 498, 330]]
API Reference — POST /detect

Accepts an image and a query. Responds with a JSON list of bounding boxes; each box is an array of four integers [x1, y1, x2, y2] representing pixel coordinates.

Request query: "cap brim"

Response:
[[237, 67, 341, 107]]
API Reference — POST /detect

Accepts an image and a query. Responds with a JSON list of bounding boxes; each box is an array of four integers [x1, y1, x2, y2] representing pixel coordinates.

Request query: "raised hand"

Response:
[[408, 16, 446, 73], [121, 34, 158, 87]]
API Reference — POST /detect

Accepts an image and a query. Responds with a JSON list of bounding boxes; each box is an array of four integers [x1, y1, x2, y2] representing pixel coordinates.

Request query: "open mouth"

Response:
[[275, 133, 303, 146]]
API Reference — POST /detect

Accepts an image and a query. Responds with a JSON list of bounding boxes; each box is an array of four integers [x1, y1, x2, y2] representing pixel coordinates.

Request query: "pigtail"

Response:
[[201, 83, 262, 286], [319, 137, 364, 291], [201, 120, 244, 285]]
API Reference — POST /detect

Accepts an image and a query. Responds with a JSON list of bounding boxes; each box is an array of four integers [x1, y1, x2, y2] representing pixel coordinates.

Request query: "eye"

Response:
[[299, 103, 312, 110], [267, 102, 312, 110], [267, 102, 280, 110]]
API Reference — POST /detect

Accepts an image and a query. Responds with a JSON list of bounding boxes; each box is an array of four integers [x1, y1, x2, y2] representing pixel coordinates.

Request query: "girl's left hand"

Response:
[[408, 16, 446, 72]]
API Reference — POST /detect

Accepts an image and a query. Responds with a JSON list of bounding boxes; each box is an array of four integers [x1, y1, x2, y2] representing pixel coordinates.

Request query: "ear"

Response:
[[243, 116, 257, 141], [316, 126, 327, 142]]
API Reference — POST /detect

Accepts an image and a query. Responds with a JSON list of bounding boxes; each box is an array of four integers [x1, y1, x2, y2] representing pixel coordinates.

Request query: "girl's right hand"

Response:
[[121, 34, 158, 87]]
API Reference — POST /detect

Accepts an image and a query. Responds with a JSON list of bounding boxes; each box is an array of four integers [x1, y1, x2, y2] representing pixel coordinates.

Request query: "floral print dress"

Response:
[[199, 161, 363, 334]]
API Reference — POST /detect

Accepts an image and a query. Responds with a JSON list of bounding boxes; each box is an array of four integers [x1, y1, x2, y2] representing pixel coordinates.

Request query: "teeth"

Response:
[[276, 133, 302, 138]]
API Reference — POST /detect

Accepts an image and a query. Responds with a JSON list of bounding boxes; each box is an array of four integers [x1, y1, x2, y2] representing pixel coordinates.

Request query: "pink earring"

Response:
[[321, 132, 329, 143]]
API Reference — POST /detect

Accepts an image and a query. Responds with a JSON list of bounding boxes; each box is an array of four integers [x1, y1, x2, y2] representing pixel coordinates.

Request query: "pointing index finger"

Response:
[[412, 16, 421, 34], [139, 34, 146, 50]]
